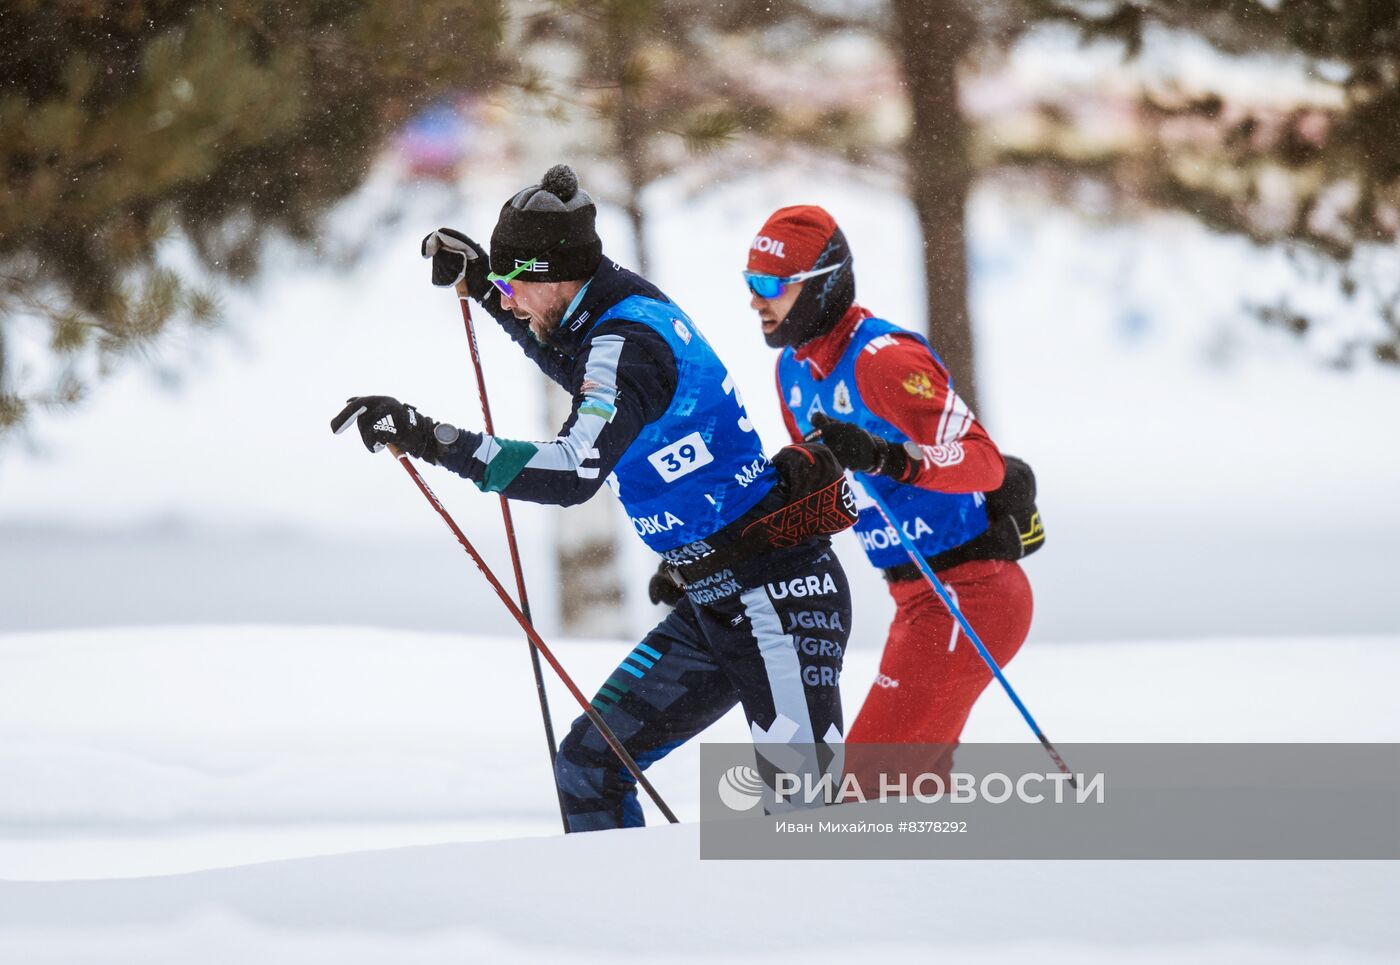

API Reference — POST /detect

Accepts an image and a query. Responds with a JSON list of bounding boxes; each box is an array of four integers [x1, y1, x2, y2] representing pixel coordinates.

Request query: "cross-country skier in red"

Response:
[[746, 205, 1044, 768]]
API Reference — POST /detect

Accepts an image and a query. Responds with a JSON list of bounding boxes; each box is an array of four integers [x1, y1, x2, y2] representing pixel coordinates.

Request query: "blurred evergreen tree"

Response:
[[890, 0, 982, 412], [738, 0, 1023, 414], [1016, 0, 1400, 367], [523, 1, 870, 275], [0, 0, 507, 436], [529, 0, 1010, 412]]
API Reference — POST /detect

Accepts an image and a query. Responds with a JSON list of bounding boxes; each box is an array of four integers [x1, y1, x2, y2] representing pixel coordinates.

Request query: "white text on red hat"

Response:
[[751, 235, 786, 258]]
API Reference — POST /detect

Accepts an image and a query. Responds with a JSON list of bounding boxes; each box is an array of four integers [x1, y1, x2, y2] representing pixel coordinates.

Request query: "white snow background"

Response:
[[1, 162, 1398, 961]]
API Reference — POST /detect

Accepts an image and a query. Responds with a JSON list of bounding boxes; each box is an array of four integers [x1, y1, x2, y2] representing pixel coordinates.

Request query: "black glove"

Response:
[[648, 563, 685, 607], [330, 395, 453, 463], [808, 413, 919, 481], [421, 228, 491, 300]]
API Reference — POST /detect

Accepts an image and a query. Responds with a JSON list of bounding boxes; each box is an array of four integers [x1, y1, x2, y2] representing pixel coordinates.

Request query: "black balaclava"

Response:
[[769, 228, 855, 349]]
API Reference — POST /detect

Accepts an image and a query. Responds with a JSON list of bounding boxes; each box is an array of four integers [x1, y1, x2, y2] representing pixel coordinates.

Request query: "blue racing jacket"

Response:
[[436, 258, 778, 553], [778, 316, 989, 569]]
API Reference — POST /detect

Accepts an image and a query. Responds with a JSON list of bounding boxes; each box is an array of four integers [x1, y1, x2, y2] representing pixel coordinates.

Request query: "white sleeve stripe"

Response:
[[525, 413, 608, 471], [956, 410, 973, 441], [472, 435, 501, 464], [934, 385, 956, 445], [517, 334, 627, 475], [945, 395, 973, 443], [582, 334, 625, 405]]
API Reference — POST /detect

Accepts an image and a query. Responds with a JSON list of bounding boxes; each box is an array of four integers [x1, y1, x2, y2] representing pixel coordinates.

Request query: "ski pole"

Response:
[[859, 481, 1075, 785], [385, 443, 680, 824], [453, 287, 568, 833]]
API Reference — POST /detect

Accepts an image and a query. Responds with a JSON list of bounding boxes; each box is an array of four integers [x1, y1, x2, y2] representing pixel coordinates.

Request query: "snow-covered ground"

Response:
[[5, 831, 1398, 964], [1, 625, 1398, 961]]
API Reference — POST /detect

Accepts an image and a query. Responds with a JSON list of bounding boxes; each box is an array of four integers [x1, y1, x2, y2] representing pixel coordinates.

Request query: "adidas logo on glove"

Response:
[[373, 414, 397, 434]]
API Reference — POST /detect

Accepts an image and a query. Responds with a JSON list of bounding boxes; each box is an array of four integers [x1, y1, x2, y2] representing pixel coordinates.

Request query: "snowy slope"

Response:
[[2, 626, 1397, 961], [3, 626, 1398, 875], [3, 828, 1398, 964]]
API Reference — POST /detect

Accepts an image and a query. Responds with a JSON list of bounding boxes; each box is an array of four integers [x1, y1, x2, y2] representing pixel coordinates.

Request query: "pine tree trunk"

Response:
[[622, 144, 650, 277], [550, 9, 651, 638], [550, 381, 627, 636], [891, 0, 980, 414], [0, 322, 10, 432], [609, 15, 650, 277]]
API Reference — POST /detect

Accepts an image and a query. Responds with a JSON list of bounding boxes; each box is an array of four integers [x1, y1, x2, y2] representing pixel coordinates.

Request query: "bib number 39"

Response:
[[648, 431, 714, 483]]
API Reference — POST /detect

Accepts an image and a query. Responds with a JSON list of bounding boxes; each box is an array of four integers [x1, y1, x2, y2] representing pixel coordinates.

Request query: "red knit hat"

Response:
[[747, 205, 838, 275]]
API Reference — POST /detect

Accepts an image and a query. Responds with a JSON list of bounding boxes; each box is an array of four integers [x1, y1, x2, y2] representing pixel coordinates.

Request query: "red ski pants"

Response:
[[847, 558, 1033, 747]]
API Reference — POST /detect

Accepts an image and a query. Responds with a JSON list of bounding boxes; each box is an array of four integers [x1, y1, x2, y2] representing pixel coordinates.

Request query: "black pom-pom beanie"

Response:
[[490, 163, 603, 282]]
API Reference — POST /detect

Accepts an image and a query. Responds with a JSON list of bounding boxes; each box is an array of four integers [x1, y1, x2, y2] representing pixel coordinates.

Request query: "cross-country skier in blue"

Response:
[[332, 165, 857, 831]]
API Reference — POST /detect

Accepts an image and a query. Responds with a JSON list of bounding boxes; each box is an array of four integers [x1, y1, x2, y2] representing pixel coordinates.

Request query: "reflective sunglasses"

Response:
[[743, 262, 842, 299], [486, 258, 539, 299], [487, 237, 571, 298]]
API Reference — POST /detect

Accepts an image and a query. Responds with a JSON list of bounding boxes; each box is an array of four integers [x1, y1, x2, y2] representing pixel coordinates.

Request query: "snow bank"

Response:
[[2, 625, 1398, 878], [2, 827, 1398, 964], [1, 625, 1397, 961]]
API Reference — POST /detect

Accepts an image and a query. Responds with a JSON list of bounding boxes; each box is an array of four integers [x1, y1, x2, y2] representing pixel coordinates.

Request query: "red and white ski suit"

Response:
[[778, 304, 1033, 748]]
